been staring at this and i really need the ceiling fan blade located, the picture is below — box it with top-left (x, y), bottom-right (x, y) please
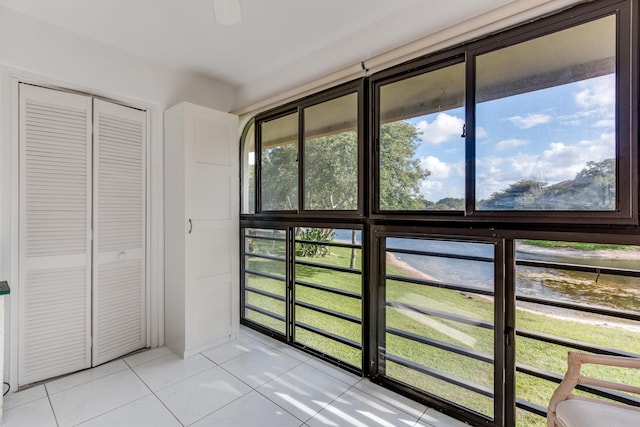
top-left (212, 0), bottom-right (242, 26)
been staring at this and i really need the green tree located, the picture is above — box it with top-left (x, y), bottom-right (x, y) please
top-left (379, 121), bottom-right (430, 210)
top-left (425, 197), bottom-right (465, 210)
top-left (295, 227), bottom-right (335, 257)
top-left (479, 180), bottom-right (547, 210)
top-left (478, 158), bottom-right (616, 210)
top-left (261, 144), bottom-right (298, 210)
top-left (304, 131), bottom-right (358, 210)
top-left (571, 158), bottom-right (615, 209)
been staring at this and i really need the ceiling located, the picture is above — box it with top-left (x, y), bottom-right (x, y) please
top-left (0, 0), bottom-right (520, 108)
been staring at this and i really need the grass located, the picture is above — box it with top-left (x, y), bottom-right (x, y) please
top-left (244, 239), bottom-right (640, 427)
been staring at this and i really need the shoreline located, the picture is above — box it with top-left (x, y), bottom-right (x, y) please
top-left (384, 250), bottom-right (640, 333)
top-left (517, 242), bottom-right (640, 260)
top-left (385, 252), bottom-right (440, 282)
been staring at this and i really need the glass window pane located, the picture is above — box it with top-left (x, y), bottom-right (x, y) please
top-left (476, 16), bottom-right (616, 210)
top-left (243, 228), bottom-right (287, 335)
top-left (514, 240), bottom-right (640, 423)
top-left (294, 228), bottom-right (362, 367)
top-left (260, 113), bottom-right (298, 211)
top-left (304, 93), bottom-right (358, 210)
top-left (383, 237), bottom-right (496, 419)
top-left (379, 62), bottom-right (465, 211)
top-left (241, 121), bottom-right (255, 214)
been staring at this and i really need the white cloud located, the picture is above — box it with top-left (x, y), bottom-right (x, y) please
top-left (416, 113), bottom-right (465, 145)
top-left (476, 127), bottom-right (488, 138)
top-left (495, 138), bottom-right (529, 152)
top-left (421, 156), bottom-right (450, 179)
top-left (594, 119), bottom-right (615, 128)
top-left (574, 76), bottom-right (615, 111)
top-left (476, 133), bottom-right (615, 200)
top-left (507, 113), bottom-right (552, 129)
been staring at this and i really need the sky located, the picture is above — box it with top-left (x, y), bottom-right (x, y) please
top-left (409, 74), bottom-right (616, 202)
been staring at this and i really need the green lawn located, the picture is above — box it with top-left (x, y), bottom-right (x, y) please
top-left (244, 242), bottom-right (640, 427)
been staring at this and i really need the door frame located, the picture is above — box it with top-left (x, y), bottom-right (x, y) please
top-left (4, 74), bottom-right (159, 389)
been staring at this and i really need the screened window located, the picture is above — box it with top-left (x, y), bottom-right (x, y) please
top-left (381, 237), bottom-right (499, 420)
top-left (256, 83), bottom-right (361, 215)
top-left (378, 61), bottom-right (465, 211)
top-left (303, 93), bottom-right (358, 210)
top-left (513, 239), bottom-right (640, 425)
top-left (242, 228), bottom-right (287, 334)
top-left (242, 1), bottom-right (638, 425)
top-left (475, 15), bottom-right (617, 211)
top-left (260, 112), bottom-right (298, 211)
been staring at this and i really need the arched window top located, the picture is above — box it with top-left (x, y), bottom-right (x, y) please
top-left (241, 118), bottom-right (255, 214)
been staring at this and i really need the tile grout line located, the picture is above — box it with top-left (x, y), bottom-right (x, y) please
top-left (43, 384), bottom-right (60, 427)
top-left (124, 358), bottom-right (186, 427)
top-left (251, 368), bottom-right (320, 426)
top-left (331, 381), bottom-right (430, 426)
top-left (206, 347), bottom-right (308, 425)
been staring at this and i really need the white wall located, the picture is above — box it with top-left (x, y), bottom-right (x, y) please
top-left (0, 5), bottom-right (236, 388)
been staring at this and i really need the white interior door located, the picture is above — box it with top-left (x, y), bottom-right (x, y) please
top-left (18, 84), bottom-right (92, 385)
top-left (92, 99), bottom-right (146, 365)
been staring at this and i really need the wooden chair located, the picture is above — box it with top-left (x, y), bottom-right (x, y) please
top-left (547, 351), bottom-right (640, 427)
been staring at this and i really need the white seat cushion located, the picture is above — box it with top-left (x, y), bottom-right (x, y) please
top-left (556, 399), bottom-right (640, 427)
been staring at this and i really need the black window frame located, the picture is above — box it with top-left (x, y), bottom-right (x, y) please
top-left (369, 0), bottom-right (637, 225)
top-left (240, 1), bottom-right (640, 426)
top-left (253, 79), bottom-right (365, 219)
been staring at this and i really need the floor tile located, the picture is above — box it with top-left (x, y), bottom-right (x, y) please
top-left (124, 346), bottom-right (175, 368)
top-left (191, 390), bottom-right (303, 427)
top-left (265, 340), bottom-right (312, 362)
top-left (257, 363), bottom-right (352, 422)
top-left (77, 395), bottom-right (181, 427)
top-left (2, 396), bottom-right (57, 427)
top-left (353, 379), bottom-right (427, 419)
top-left (46, 359), bottom-right (129, 395)
top-left (303, 357), bottom-right (360, 386)
top-left (306, 388), bottom-right (422, 427)
top-left (48, 369), bottom-right (150, 427)
top-left (201, 333), bottom-right (263, 364)
top-left (132, 352), bottom-right (215, 391)
top-left (156, 366), bottom-right (252, 426)
top-left (239, 326), bottom-right (278, 345)
top-left (420, 408), bottom-right (470, 426)
top-left (3, 384), bottom-right (47, 411)
top-left (221, 346), bottom-right (302, 388)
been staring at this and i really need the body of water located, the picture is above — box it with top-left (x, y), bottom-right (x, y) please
top-left (332, 229), bottom-right (640, 312)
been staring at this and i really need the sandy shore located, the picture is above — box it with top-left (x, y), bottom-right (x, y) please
top-left (385, 252), bottom-right (440, 282)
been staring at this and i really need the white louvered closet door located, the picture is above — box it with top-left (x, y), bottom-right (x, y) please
top-left (92, 100), bottom-right (146, 365)
top-left (18, 84), bottom-right (93, 385)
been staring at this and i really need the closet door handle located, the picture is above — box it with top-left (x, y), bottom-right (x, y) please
top-left (188, 219), bottom-right (193, 234)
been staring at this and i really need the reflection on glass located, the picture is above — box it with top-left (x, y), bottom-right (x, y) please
top-left (476, 16), bottom-right (616, 210)
top-left (304, 93), bottom-right (358, 210)
top-left (261, 113), bottom-right (298, 211)
top-left (379, 62), bottom-right (465, 210)
top-left (241, 121), bottom-right (255, 214)
top-left (383, 237), bottom-right (495, 419)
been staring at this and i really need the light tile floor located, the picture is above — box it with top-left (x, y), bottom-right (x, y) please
top-left (3, 326), bottom-right (467, 427)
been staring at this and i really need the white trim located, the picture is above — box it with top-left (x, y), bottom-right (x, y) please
top-left (232, 0), bottom-right (583, 118)
top-left (1, 68), bottom-right (163, 390)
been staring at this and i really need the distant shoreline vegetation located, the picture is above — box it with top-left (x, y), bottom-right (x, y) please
top-left (521, 239), bottom-right (632, 251)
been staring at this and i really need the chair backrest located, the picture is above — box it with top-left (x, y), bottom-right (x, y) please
top-left (547, 352), bottom-right (640, 427)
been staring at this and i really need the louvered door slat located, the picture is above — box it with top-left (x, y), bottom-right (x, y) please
top-left (18, 84), bottom-right (92, 386)
top-left (93, 100), bottom-right (146, 365)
